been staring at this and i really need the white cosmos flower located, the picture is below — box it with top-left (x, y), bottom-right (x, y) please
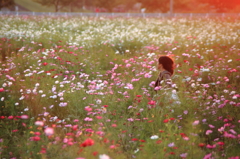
top-left (150, 135), bottom-right (159, 139)
top-left (200, 68), bottom-right (210, 72)
top-left (96, 99), bottom-right (102, 104)
top-left (99, 154), bottom-right (111, 159)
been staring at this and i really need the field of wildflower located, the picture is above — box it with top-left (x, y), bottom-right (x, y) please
top-left (0, 15), bottom-right (239, 159)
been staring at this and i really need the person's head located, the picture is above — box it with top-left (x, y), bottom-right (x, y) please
top-left (157, 55), bottom-right (175, 75)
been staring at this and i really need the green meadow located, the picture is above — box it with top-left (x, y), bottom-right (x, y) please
top-left (0, 15), bottom-right (239, 159)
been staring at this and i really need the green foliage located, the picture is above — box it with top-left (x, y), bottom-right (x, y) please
top-left (34, 0), bottom-right (73, 12)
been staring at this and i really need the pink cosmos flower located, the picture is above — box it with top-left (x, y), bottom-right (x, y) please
top-left (96, 131), bottom-right (104, 136)
top-left (218, 127), bottom-right (225, 132)
top-left (35, 121), bottom-right (44, 126)
top-left (192, 120), bottom-right (199, 126)
top-left (154, 86), bottom-right (161, 90)
top-left (73, 119), bottom-right (79, 122)
top-left (203, 153), bottom-right (212, 159)
top-left (20, 115), bottom-right (29, 119)
top-left (208, 124), bottom-right (215, 128)
top-left (217, 142), bottom-right (224, 146)
top-left (59, 102), bottom-right (68, 107)
top-left (22, 123), bottom-right (26, 127)
top-left (144, 73), bottom-right (152, 78)
top-left (85, 107), bottom-right (92, 112)
top-left (80, 138), bottom-right (94, 147)
top-left (180, 153), bottom-right (188, 158)
top-left (8, 116), bottom-right (14, 119)
top-left (84, 117), bottom-right (93, 121)
top-left (148, 100), bottom-right (156, 105)
top-left (229, 129), bottom-right (237, 134)
top-left (72, 125), bottom-right (78, 131)
top-left (63, 138), bottom-right (68, 143)
top-left (163, 119), bottom-right (169, 123)
top-left (111, 124), bottom-right (117, 127)
top-left (0, 88), bottom-right (4, 92)
top-left (85, 128), bottom-right (94, 133)
top-left (128, 118), bottom-right (134, 122)
top-left (42, 62), bottom-right (48, 66)
top-left (96, 116), bottom-right (102, 119)
top-left (32, 136), bottom-right (41, 141)
top-left (109, 145), bottom-right (116, 149)
top-left (206, 130), bottom-right (213, 135)
top-left (228, 156), bottom-right (240, 159)
top-left (223, 132), bottom-right (236, 138)
top-left (206, 144), bottom-right (216, 149)
top-left (168, 142), bottom-right (175, 147)
top-left (126, 64), bottom-right (131, 67)
top-left (44, 127), bottom-right (54, 136)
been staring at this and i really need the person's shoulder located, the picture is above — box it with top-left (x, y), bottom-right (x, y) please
top-left (162, 70), bottom-right (171, 76)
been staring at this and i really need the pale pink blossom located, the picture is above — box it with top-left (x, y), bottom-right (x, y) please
top-left (208, 124), bottom-right (215, 128)
top-left (21, 115), bottom-right (29, 119)
top-left (84, 117), bottom-right (93, 121)
top-left (192, 120), bottom-right (199, 126)
top-left (206, 130), bottom-right (213, 135)
top-left (44, 127), bottom-right (54, 136)
top-left (180, 153), bottom-right (188, 158)
top-left (99, 154), bottom-right (111, 159)
top-left (35, 121), bottom-right (44, 126)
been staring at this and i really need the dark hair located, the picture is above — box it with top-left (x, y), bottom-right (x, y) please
top-left (158, 56), bottom-right (174, 75)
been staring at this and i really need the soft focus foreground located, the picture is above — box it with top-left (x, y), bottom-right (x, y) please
top-left (0, 15), bottom-right (239, 159)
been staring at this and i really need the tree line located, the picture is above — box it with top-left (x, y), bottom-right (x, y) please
top-left (1, 0), bottom-right (240, 13)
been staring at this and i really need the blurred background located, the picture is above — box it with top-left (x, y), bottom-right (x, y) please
top-left (1, 0), bottom-right (240, 13)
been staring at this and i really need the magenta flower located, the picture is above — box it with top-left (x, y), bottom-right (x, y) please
top-left (148, 100), bottom-right (156, 105)
top-left (206, 144), bottom-right (216, 149)
top-left (203, 153), bottom-right (212, 159)
top-left (85, 107), bottom-right (92, 112)
top-left (0, 88), bottom-right (4, 92)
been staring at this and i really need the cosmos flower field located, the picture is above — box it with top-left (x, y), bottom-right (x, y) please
top-left (0, 15), bottom-right (239, 159)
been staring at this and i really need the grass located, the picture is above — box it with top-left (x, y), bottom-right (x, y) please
top-left (14, 0), bottom-right (54, 12)
top-left (14, 0), bottom-right (90, 12)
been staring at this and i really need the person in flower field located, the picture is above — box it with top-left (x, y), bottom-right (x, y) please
top-left (154, 55), bottom-right (180, 109)
top-left (154, 55), bottom-right (175, 88)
